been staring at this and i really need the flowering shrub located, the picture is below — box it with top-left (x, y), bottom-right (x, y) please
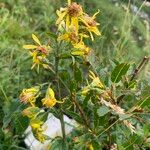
top-left (19, 0), bottom-right (150, 149)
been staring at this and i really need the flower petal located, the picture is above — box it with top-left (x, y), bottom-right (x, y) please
top-left (32, 34), bottom-right (41, 46)
top-left (23, 45), bottom-right (38, 49)
top-left (92, 9), bottom-right (100, 19)
top-left (71, 50), bottom-right (85, 56)
top-left (68, 0), bottom-right (71, 5)
top-left (47, 88), bottom-right (55, 99)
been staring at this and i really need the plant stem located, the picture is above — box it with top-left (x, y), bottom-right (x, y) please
top-left (71, 92), bottom-right (91, 130)
top-left (55, 43), bottom-right (66, 141)
top-left (117, 56), bottom-right (149, 104)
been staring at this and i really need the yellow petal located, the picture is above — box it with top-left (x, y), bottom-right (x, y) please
top-left (68, 0), bottom-right (71, 5)
top-left (66, 15), bottom-right (70, 31)
top-left (89, 31), bottom-right (94, 41)
top-left (42, 98), bottom-right (56, 107)
top-left (32, 34), bottom-right (41, 46)
top-left (56, 11), bottom-right (67, 25)
top-left (47, 88), bottom-right (55, 99)
top-left (71, 17), bottom-right (79, 34)
top-left (92, 9), bottom-right (100, 19)
top-left (57, 34), bottom-right (69, 41)
top-left (89, 70), bottom-right (96, 79)
top-left (71, 50), bottom-right (85, 56)
top-left (23, 45), bottom-right (38, 49)
top-left (88, 26), bottom-right (101, 36)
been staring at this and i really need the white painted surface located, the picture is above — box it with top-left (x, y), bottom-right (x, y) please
top-left (25, 114), bottom-right (77, 150)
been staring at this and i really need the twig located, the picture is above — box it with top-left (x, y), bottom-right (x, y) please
top-left (72, 92), bottom-right (91, 130)
top-left (97, 119), bottom-right (119, 138)
top-left (117, 56), bottom-right (149, 104)
top-left (130, 56), bottom-right (149, 81)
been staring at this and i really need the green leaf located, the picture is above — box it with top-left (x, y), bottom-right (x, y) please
top-left (36, 111), bottom-right (49, 122)
top-left (128, 80), bottom-right (137, 89)
top-left (13, 113), bottom-right (29, 135)
top-left (97, 106), bottom-right (110, 117)
top-left (3, 99), bottom-right (24, 128)
top-left (92, 140), bottom-right (102, 150)
top-left (65, 110), bottom-right (83, 124)
top-left (50, 137), bottom-right (67, 150)
top-left (74, 67), bottom-right (83, 82)
top-left (48, 32), bottom-right (57, 39)
top-left (69, 80), bottom-right (77, 92)
top-left (111, 63), bottom-right (130, 83)
top-left (139, 86), bottom-right (150, 108)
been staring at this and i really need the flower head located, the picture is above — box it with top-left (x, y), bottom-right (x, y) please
top-left (58, 25), bottom-right (79, 43)
top-left (42, 87), bottom-right (63, 108)
top-left (80, 11), bottom-right (101, 41)
top-left (19, 86), bottom-right (40, 106)
top-left (30, 118), bottom-right (47, 143)
top-left (71, 40), bottom-right (91, 56)
top-left (68, 2), bottom-right (83, 17)
top-left (23, 34), bottom-right (50, 69)
top-left (42, 87), bottom-right (57, 108)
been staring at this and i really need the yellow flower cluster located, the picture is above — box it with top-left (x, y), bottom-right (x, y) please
top-left (20, 87), bottom-right (61, 142)
top-left (22, 106), bottom-right (46, 143)
top-left (19, 87), bottom-right (60, 108)
top-left (56, 0), bottom-right (101, 56)
top-left (23, 34), bottom-right (51, 69)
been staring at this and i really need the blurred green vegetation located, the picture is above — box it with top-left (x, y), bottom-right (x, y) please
top-left (0, 0), bottom-right (150, 148)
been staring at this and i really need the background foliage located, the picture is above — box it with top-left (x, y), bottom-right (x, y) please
top-left (0, 0), bottom-right (150, 149)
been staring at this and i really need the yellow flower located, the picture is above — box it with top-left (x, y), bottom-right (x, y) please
top-left (71, 39), bottom-right (91, 56)
top-left (19, 86), bottom-right (40, 106)
top-left (23, 34), bottom-right (50, 69)
top-left (58, 25), bottom-right (78, 43)
top-left (30, 51), bottom-right (47, 69)
top-left (42, 87), bottom-right (63, 108)
top-left (80, 11), bottom-right (101, 41)
top-left (42, 88), bottom-right (57, 108)
top-left (30, 119), bottom-right (47, 143)
top-left (30, 119), bottom-right (43, 130)
top-left (35, 131), bottom-right (46, 143)
top-left (56, 1), bottom-right (101, 44)
top-left (56, 2), bottom-right (83, 35)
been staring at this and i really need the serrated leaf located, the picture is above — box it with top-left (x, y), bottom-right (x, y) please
top-left (111, 63), bottom-right (130, 83)
top-left (97, 106), bottom-right (110, 117)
